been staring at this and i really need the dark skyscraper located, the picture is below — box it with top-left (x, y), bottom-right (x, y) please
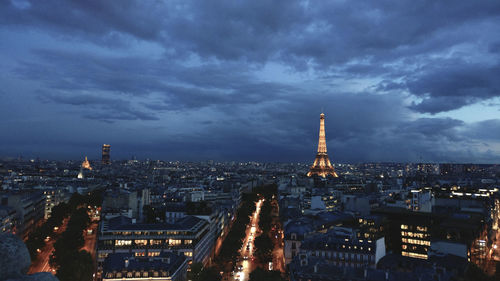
top-left (102, 144), bottom-right (111, 165)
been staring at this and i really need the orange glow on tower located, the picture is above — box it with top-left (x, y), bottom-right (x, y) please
top-left (307, 113), bottom-right (338, 178)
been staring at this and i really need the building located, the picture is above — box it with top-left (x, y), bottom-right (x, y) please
top-left (284, 218), bottom-right (315, 264)
top-left (102, 252), bottom-right (188, 281)
top-left (372, 208), bottom-right (432, 260)
top-left (102, 144), bottom-right (111, 165)
top-left (43, 188), bottom-right (70, 219)
top-left (97, 215), bottom-right (213, 267)
top-left (0, 206), bottom-right (17, 234)
top-left (307, 113), bottom-right (338, 178)
top-left (299, 229), bottom-right (386, 269)
top-left (82, 156), bottom-right (92, 170)
top-left (102, 190), bottom-right (138, 219)
top-left (1, 191), bottom-right (45, 238)
top-left (409, 188), bottom-right (431, 213)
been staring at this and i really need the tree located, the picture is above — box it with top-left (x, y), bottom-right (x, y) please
top-left (143, 205), bottom-right (156, 223)
top-left (56, 250), bottom-right (94, 281)
top-left (86, 189), bottom-right (103, 207)
top-left (198, 266), bottom-right (222, 281)
top-left (249, 268), bottom-right (284, 281)
top-left (68, 193), bottom-right (86, 210)
top-left (463, 263), bottom-right (491, 281)
top-left (259, 201), bottom-right (272, 234)
top-left (254, 235), bottom-right (273, 264)
top-left (67, 207), bottom-right (90, 232)
top-left (187, 262), bottom-right (204, 281)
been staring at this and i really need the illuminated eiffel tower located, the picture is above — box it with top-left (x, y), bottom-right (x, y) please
top-left (307, 113), bottom-right (338, 178)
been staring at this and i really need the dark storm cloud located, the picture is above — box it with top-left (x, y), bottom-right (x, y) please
top-left (465, 119), bottom-right (500, 141)
top-left (3, 0), bottom-right (500, 64)
top-left (16, 48), bottom-right (293, 115)
top-left (407, 59), bottom-right (500, 114)
top-left (40, 92), bottom-right (159, 121)
top-left (2, 0), bottom-right (500, 161)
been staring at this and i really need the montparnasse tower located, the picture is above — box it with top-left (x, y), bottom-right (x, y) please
top-left (307, 113), bottom-right (338, 178)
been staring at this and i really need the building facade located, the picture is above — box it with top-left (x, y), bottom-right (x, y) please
top-left (97, 215), bottom-right (213, 268)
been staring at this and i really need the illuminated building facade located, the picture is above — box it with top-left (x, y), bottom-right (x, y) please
top-left (400, 223), bottom-right (430, 259)
top-left (299, 230), bottom-right (386, 268)
top-left (102, 144), bottom-right (111, 165)
top-left (372, 208), bottom-right (432, 260)
top-left (96, 216), bottom-right (213, 268)
top-left (102, 252), bottom-right (188, 281)
top-left (307, 113), bottom-right (338, 178)
top-left (82, 156), bottom-right (92, 170)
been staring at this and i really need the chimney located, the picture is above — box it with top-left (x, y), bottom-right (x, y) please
top-left (385, 270), bottom-right (389, 280)
top-left (124, 258), bottom-right (129, 268)
top-left (132, 218), bottom-right (136, 224)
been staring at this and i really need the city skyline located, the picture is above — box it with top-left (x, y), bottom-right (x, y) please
top-left (1, 1), bottom-right (500, 163)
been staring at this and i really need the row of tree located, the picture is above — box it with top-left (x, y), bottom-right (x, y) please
top-left (25, 190), bottom-right (100, 260)
top-left (218, 192), bottom-right (258, 263)
top-left (254, 184), bottom-right (280, 274)
top-left (50, 206), bottom-right (94, 281)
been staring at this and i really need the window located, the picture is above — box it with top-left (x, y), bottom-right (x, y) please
top-left (115, 240), bottom-right (132, 246)
top-left (135, 240), bottom-right (147, 246)
top-left (184, 251), bottom-right (193, 257)
top-left (292, 242), bottom-right (296, 249)
top-left (148, 251), bottom-right (160, 257)
top-left (401, 224), bottom-right (408, 230)
top-left (135, 252), bottom-right (145, 257)
top-left (184, 240), bottom-right (193, 245)
top-left (150, 239), bottom-right (162, 245)
top-left (416, 226), bottom-right (427, 232)
top-left (169, 239), bottom-right (182, 246)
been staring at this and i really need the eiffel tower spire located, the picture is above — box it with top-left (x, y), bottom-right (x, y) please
top-left (307, 113), bottom-right (338, 178)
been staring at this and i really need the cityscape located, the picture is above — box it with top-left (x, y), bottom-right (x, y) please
top-left (2, 1), bottom-right (500, 281)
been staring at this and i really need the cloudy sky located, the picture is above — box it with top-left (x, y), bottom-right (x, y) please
top-left (1, 0), bottom-right (500, 163)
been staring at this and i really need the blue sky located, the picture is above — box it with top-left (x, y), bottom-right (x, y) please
top-left (1, 0), bottom-right (500, 163)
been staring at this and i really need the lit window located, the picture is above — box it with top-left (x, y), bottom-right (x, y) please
top-left (168, 239), bottom-right (181, 246)
top-left (135, 240), bottom-right (147, 246)
top-left (115, 240), bottom-right (132, 246)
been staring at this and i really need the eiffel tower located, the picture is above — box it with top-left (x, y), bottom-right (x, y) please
top-left (307, 113), bottom-right (338, 178)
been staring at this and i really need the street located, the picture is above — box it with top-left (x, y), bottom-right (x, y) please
top-left (28, 218), bottom-right (68, 275)
top-left (231, 199), bottom-right (263, 281)
top-left (82, 221), bottom-right (99, 259)
top-left (28, 209), bottom-right (100, 276)
top-left (270, 197), bottom-right (285, 273)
